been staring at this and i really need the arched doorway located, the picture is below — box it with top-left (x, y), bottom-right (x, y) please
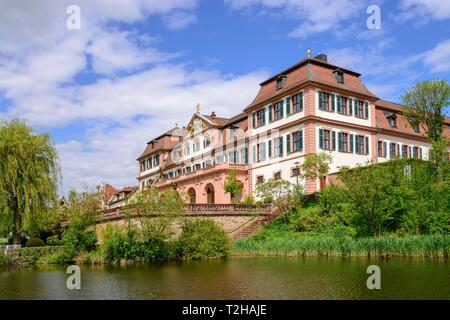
top-left (187, 188), bottom-right (196, 204)
top-left (205, 183), bottom-right (215, 204)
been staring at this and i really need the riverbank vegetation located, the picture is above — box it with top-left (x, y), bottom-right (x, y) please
top-left (234, 157), bottom-right (450, 258)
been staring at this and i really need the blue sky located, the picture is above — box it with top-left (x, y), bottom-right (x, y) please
top-left (0, 0), bottom-right (449, 193)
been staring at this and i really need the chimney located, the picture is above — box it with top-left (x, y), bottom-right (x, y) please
top-left (210, 111), bottom-right (216, 120)
top-left (314, 53), bottom-right (328, 63)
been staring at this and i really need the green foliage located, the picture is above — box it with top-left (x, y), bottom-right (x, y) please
top-left (26, 237), bottom-right (46, 247)
top-left (61, 188), bottom-right (101, 230)
top-left (61, 227), bottom-right (98, 262)
top-left (401, 79), bottom-right (450, 143)
top-left (102, 225), bottom-right (173, 263)
top-left (46, 235), bottom-right (62, 246)
top-left (224, 169), bottom-right (243, 197)
top-left (7, 246), bottom-right (63, 266)
top-left (0, 253), bottom-right (7, 267)
top-left (233, 235), bottom-right (450, 258)
top-left (337, 159), bottom-right (450, 236)
top-left (176, 219), bottom-right (231, 259)
top-left (0, 118), bottom-right (60, 244)
top-left (241, 195), bottom-right (256, 205)
top-left (255, 179), bottom-right (303, 220)
top-left (317, 184), bottom-right (348, 216)
top-left (301, 152), bottom-right (332, 181)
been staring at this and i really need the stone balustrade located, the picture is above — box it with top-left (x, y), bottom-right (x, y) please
top-left (96, 203), bottom-right (272, 222)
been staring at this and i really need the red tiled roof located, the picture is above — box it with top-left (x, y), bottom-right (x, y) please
top-left (375, 99), bottom-right (450, 138)
top-left (245, 58), bottom-right (377, 111)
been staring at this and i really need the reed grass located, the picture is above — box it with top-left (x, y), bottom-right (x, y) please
top-left (232, 235), bottom-right (450, 258)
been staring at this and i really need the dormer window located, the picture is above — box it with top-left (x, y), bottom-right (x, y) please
top-left (384, 112), bottom-right (397, 128)
top-left (276, 75), bottom-right (286, 90)
top-left (334, 69), bottom-right (344, 84)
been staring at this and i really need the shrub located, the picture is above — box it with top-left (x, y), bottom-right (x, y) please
top-left (26, 237), bottom-right (46, 247)
top-left (317, 185), bottom-right (347, 215)
top-left (61, 226), bottom-right (98, 262)
top-left (293, 207), bottom-right (323, 233)
top-left (102, 225), bottom-right (174, 263)
top-left (176, 219), bottom-right (231, 259)
top-left (7, 246), bottom-right (63, 266)
top-left (46, 235), bottom-right (62, 246)
top-left (0, 253), bottom-right (7, 267)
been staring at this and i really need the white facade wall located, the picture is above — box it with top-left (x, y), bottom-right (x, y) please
top-left (315, 89), bottom-right (373, 127)
top-left (252, 90), bottom-right (305, 136)
top-left (315, 124), bottom-right (372, 174)
top-left (250, 123), bottom-right (305, 192)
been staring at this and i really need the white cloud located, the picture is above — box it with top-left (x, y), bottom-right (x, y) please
top-left (0, 0), bottom-right (269, 192)
top-left (424, 39), bottom-right (450, 73)
top-left (53, 68), bottom-right (267, 192)
top-left (400, 0), bottom-right (450, 20)
top-left (225, 0), bottom-right (369, 38)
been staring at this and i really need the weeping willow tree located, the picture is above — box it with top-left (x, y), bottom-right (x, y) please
top-left (0, 119), bottom-right (60, 244)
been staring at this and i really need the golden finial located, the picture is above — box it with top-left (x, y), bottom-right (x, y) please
top-left (307, 49), bottom-right (311, 58)
top-left (195, 102), bottom-right (200, 113)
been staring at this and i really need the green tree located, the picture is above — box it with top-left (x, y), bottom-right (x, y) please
top-left (301, 152), bottom-right (332, 181)
top-left (401, 79), bottom-right (450, 143)
top-left (126, 187), bottom-right (185, 241)
top-left (59, 188), bottom-right (101, 261)
top-left (255, 179), bottom-right (303, 221)
top-left (223, 169), bottom-right (243, 200)
top-left (0, 119), bottom-right (59, 244)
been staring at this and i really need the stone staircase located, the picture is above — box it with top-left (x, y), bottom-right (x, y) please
top-left (231, 206), bottom-right (282, 239)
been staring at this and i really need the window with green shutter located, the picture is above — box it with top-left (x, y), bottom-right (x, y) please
top-left (365, 136), bottom-right (369, 155)
top-left (273, 102), bottom-right (282, 121)
top-left (252, 112), bottom-right (256, 128)
top-left (355, 135), bottom-right (360, 153)
top-left (269, 105), bottom-right (273, 122)
top-left (319, 129), bottom-right (323, 149)
top-left (331, 94), bottom-right (335, 112)
top-left (286, 134), bottom-right (291, 154)
top-left (268, 140), bottom-right (272, 158)
top-left (318, 90), bottom-right (322, 110)
top-left (286, 96), bottom-right (291, 115)
top-left (332, 131), bottom-right (336, 150)
top-left (279, 136), bottom-right (283, 156)
top-left (383, 141), bottom-right (387, 157)
top-left (349, 98), bottom-right (353, 116)
top-left (364, 102), bottom-right (369, 119)
top-left (293, 131), bottom-right (302, 152)
top-left (338, 132), bottom-right (342, 151)
top-left (292, 92), bottom-right (303, 113)
top-left (280, 100), bottom-right (284, 118)
top-left (350, 134), bottom-right (354, 153)
top-left (300, 130), bottom-right (303, 150)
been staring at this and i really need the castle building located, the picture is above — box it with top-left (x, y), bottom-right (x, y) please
top-left (137, 53), bottom-right (450, 204)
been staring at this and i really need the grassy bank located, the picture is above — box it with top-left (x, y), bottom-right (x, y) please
top-left (233, 235), bottom-right (450, 258)
top-left (1, 246), bottom-right (64, 267)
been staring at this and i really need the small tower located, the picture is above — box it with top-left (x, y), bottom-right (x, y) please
top-left (195, 102), bottom-right (200, 114)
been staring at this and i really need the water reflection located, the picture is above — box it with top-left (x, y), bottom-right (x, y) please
top-left (0, 257), bottom-right (448, 300)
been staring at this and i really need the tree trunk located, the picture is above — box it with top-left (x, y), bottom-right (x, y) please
top-left (11, 196), bottom-right (22, 245)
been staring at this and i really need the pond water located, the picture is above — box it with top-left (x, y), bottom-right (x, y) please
top-left (0, 257), bottom-right (449, 299)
